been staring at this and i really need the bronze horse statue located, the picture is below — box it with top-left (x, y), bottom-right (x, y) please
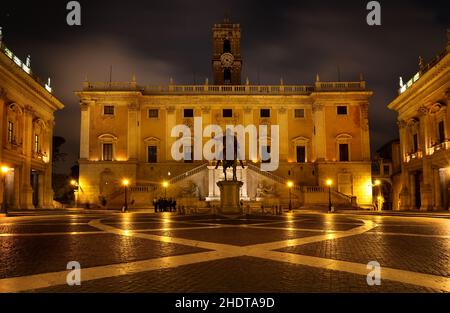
top-left (215, 133), bottom-right (245, 181)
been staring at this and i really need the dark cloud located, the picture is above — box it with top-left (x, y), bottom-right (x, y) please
top-left (1, 0), bottom-right (449, 173)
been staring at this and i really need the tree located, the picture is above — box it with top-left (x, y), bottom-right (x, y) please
top-left (52, 136), bottom-right (67, 163)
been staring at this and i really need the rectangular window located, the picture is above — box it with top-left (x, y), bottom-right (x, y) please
top-left (148, 109), bottom-right (159, 119)
top-left (339, 144), bottom-right (349, 162)
top-left (102, 143), bottom-right (113, 161)
top-left (184, 109), bottom-right (194, 118)
top-left (184, 145), bottom-right (193, 163)
top-left (413, 134), bottom-right (418, 152)
top-left (296, 146), bottom-right (306, 163)
top-left (147, 146), bottom-right (157, 163)
top-left (438, 121), bottom-right (445, 144)
top-left (337, 106), bottom-right (348, 115)
top-left (223, 109), bottom-right (233, 118)
top-left (261, 146), bottom-right (271, 163)
top-left (260, 109), bottom-right (270, 118)
top-left (104, 105), bottom-right (115, 115)
top-left (34, 135), bottom-right (39, 153)
top-left (7, 121), bottom-right (14, 143)
top-left (383, 165), bottom-right (390, 176)
top-left (294, 109), bottom-right (305, 118)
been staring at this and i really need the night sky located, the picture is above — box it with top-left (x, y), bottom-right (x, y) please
top-left (1, 0), bottom-right (449, 173)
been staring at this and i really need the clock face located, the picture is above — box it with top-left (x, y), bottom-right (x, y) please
top-left (220, 53), bottom-right (234, 68)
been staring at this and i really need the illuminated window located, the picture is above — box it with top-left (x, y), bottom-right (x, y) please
top-left (184, 109), bottom-right (194, 118)
top-left (260, 109), bottom-right (270, 118)
top-left (337, 106), bottom-right (348, 115)
top-left (102, 143), bottom-right (113, 161)
top-left (148, 109), bottom-right (159, 118)
top-left (294, 109), bottom-right (305, 118)
top-left (383, 165), bottom-right (390, 176)
top-left (34, 135), bottom-right (40, 153)
top-left (223, 109), bottom-right (233, 118)
top-left (7, 121), bottom-right (14, 143)
top-left (147, 146), bottom-right (157, 163)
top-left (104, 105), bottom-right (115, 115)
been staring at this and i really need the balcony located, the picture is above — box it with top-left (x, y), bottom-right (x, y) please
top-left (405, 150), bottom-right (423, 163)
top-left (427, 139), bottom-right (450, 156)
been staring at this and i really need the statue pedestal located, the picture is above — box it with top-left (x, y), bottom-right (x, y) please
top-left (217, 180), bottom-right (244, 215)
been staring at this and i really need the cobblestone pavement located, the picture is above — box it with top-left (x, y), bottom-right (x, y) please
top-left (0, 211), bottom-right (448, 293)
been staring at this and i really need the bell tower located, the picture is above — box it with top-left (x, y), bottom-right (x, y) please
top-left (212, 16), bottom-right (242, 85)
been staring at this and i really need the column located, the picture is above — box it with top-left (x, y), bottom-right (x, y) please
top-left (207, 166), bottom-right (215, 198)
top-left (20, 106), bottom-right (34, 209)
top-left (127, 103), bottom-right (139, 160)
top-left (79, 102), bottom-right (90, 160)
top-left (201, 106), bottom-right (211, 160)
top-left (240, 167), bottom-right (248, 199)
top-left (43, 120), bottom-right (54, 208)
top-left (419, 109), bottom-right (433, 211)
top-left (243, 106), bottom-right (253, 160)
top-left (165, 106), bottom-right (176, 161)
top-left (13, 167), bottom-right (20, 209)
top-left (433, 169), bottom-right (442, 211)
top-left (38, 173), bottom-right (44, 208)
top-left (360, 103), bottom-right (371, 161)
top-left (398, 120), bottom-right (410, 210)
top-left (0, 93), bottom-right (5, 161)
top-left (312, 104), bottom-right (326, 161)
top-left (278, 107), bottom-right (288, 162)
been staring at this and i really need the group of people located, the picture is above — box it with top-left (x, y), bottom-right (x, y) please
top-left (153, 198), bottom-right (177, 212)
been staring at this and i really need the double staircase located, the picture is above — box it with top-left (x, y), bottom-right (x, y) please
top-left (105, 161), bottom-right (358, 209)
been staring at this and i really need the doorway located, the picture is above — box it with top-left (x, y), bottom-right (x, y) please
top-left (414, 171), bottom-right (422, 209)
top-left (31, 170), bottom-right (39, 208)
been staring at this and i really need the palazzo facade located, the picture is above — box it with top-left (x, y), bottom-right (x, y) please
top-left (76, 19), bottom-right (374, 209)
top-left (0, 38), bottom-right (64, 209)
top-left (388, 31), bottom-right (450, 211)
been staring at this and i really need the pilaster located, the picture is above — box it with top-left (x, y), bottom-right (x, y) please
top-left (79, 101), bottom-right (90, 160)
top-left (127, 102), bottom-right (139, 160)
top-left (312, 103), bottom-right (326, 161)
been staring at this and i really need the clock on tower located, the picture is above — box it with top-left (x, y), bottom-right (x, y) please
top-left (212, 17), bottom-right (242, 85)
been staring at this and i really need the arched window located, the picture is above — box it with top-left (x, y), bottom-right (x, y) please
top-left (224, 69), bottom-right (231, 84)
top-left (223, 39), bottom-right (231, 53)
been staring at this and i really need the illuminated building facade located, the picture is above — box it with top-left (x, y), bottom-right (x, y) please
top-left (76, 19), bottom-right (374, 209)
top-left (0, 36), bottom-right (64, 209)
top-left (388, 31), bottom-right (450, 211)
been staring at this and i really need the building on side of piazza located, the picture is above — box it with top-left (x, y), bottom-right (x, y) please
top-left (76, 19), bottom-right (374, 210)
top-left (388, 31), bottom-right (450, 211)
top-left (0, 36), bottom-right (64, 209)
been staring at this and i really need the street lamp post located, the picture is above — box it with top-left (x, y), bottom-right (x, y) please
top-left (162, 181), bottom-right (169, 199)
top-left (326, 179), bottom-right (333, 213)
top-left (122, 179), bottom-right (129, 212)
top-left (287, 181), bottom-right (294, 211)
top-left (1, 166), bottom-right (10, 215)
top-left (70, 179), bottom-right (79, 207)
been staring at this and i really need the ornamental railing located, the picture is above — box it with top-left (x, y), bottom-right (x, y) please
top-left (82, 81), bottom-right (366, 94)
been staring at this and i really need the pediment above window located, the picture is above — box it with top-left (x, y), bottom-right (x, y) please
top-left (291, 136), bottom-right (310, 144)
top-left (98, 133), bottom-right (118, 142)
top-left (143, 136), bottom-right (161, 143)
